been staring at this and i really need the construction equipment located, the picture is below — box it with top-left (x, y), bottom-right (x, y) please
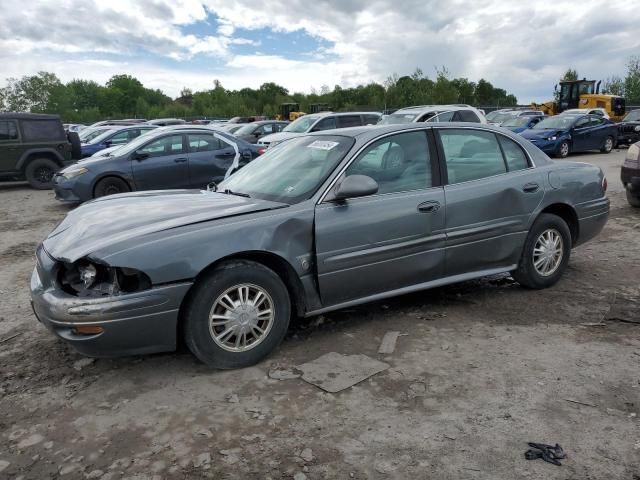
top-left (310, 103), bottom-right (331, 114)
top-left (532, 79), bottom-right (626, 122)
top-left (276, 103), bottom-right (305, 121)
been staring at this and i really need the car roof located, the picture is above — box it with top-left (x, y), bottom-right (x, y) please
top-left (392, 105), bottom-right (478, 115)
top-left (0, 112), bottom-right (61, 120)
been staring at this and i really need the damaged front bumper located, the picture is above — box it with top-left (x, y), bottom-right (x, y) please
top-left (30, 245), bottom-right (192, 357)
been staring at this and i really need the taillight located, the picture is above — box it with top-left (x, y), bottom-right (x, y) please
top-left (257, 147), bottom-right (266, 155)
top-left (602, 176), bottom-right (608, 193)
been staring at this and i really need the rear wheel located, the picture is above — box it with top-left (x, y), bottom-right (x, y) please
top-left (93, 176), bottom-right (130, 198)
top-left (512, 213), bottom-right (571, 289)
top-left (600, 136), bottom-right (614, 153)
top-left (183, 260), bottom-right (291, 369)
top-left (25, 158), bottom-right (59, 189)
top-left (626, 190), bottom-right (640, 208)
top-left (556, 141), bottom-right (570, 158)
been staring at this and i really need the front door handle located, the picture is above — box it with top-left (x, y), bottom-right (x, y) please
top-left (417, 201), bottom-right (440, 213)
top-left (174, 157), bottom-right (188, 163)
top-left (522, 182), bottom-right (539, 193)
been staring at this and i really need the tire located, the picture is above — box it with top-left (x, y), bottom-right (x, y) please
top-left (24, 157), bottom-right (59, 190)
top-left (600, 135), bottom-right (614, 154)
top-left (626, 190), bottom-right (640, 208)
top-left (512, 213), bottom-right (572, 289)
top-left (67, 132), bottom-right (82, 160)
top-left (556, 141), bottom-right (570, 158)
top-left (93, 176), bottom-right (130, 198)
top-left (184, 260), bottom-right (291, 369)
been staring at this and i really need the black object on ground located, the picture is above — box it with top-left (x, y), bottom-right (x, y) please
top-left (524, 442), bottom-right (566, 466)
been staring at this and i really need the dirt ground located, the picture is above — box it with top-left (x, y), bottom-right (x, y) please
top-left (1, 149), bottom-right (639, 480)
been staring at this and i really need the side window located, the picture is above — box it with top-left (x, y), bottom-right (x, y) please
top-left (498, 136), bottom-right (529, 171)
top-left (276, 123), bottom-right (287, 132)
top-left (138, 134), bottom-right (185, 157)
top-left (337, 115), bottom-right (362, 128)
top-left (21, 120), bottom-right (65, 141)
top-left (589, 117), bottom-right (604, 127)
top-left (0, 121), bottom-right (18, 141)
top-left (363, 114), bottom-right (380, 125)
top-left (262, 124), bottom-right (274, 134)
top-left (438, 129), bottom-right (506, 184)
top-left (188, 134), bottom-right (222, 152)
top-left (312, 117), bottom-right (337, 131)
top-left (574, 117), bottom-right (590, 129)
top-left (426, 111), bottom-right (455, 123)
top-left (455, 110), bottom-right (481, 123)
top-left (345, 131), bottom-right (432, 195)
top-left (109, 130), bottom-right (131, 144)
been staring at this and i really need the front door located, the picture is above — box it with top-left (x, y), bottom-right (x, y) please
top-left (570, 116), bottom-right (592, 151)
top-left (0, 119), bottom-right (21, 172)
top-left (436, 128), bottom-right (544, 275)
top-left (131, 133), bottom-right (190, 190)
top-left (314, 130), bottom-right (446, 306)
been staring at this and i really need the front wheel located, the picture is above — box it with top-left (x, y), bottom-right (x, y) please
top-left (512, 213), bottom-right (572, 289)
top-left (600, 136), bottom-right (614, 153)
top-left (556, 141), bottom-right (570, 158)
top-left (626, 190), bottom-right (640, 208)
top-left (183, 260), bottom-right (291, 369)
top-left (93, 176), bottom-right (130, 198)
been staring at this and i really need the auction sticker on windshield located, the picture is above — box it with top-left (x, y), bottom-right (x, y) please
top-left (308, 140), bottom-right (339, 151)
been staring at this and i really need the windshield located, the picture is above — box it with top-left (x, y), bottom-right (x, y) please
top-left (79, 127), bottom-right (113, 142)
top-left (487, 112), bottom-right (516, 124)
top-left (235, 123), bottom-right (258, 135)
top-left (217, 135), bottom-right (354, 204)
top-left (378, 113), bottom-right (419, 125)
top-left (624, 110), bottom-right (640, 122)
top-left (533, 116), bottom-right (576, 130)
top-left (283, 115), bottom-right (320, 133)
top-left (88, 129), bottom-right (122, 145)
top-left (502, 116), bottom-right (530, 127)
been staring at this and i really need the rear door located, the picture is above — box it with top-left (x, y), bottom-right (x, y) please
top-left (0, 120), bottom-right (20, 171)
top-left (435, 128), bottom-right (544, 276)
top-left (131, 133), bottom-right (190, 190)
top-left (586, 116), bottom-right (608, 149)
top-left (186, 132), bottom-right (237, 187)
top-left (314, 130), bottom-right (446, 305)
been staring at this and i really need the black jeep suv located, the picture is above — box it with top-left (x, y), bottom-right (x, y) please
top-left (0, 113), bottom-right (81, 189)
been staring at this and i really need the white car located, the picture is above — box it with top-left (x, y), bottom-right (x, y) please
top-left (562, 108), bottom-right (610, 120)
top-left (258, 112), bottom-right (381, 147)
top-left (379, 105), bottom-right (487, 126)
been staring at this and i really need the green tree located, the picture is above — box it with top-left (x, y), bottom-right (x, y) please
top-left (603, 75), bottom-right (624, 96)
top-left (624, 56), bottom-right (640, 104)
top-left (562, 68), bottom-right (579, 81)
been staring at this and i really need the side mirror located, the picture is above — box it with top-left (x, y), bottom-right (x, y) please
top-left (332, 175), bottom-right (378, 201)
top-left (134, 152), bottom-right (149, 161)
top-left (103, 140), bottom-right (112, 147)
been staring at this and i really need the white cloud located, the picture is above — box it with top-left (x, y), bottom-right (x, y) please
top-left (1, 0), bottom-right (639, 101)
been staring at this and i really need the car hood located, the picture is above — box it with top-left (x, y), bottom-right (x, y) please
top-left (43, 190), bottom-right (287, 262)
top-left (520, 128), bottom-right (566, 140)
top-left (258, 131), bottom-right (300, 144)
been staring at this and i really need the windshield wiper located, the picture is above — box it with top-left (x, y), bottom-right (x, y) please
top-left (222, 188), bottom-right (250, 198)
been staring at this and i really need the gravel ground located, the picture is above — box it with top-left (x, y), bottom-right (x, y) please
top-left (0, 149), bottom-right (639, 479)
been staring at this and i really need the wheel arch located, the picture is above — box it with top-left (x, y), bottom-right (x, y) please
top-left (91, 174), bottom-right (132, 198)
top-left (176, 250), bottom-right (307, 342)
top-left (18, 149), bottom-right (65, 172)
top-left (538, 203), bottom-right (579, 245)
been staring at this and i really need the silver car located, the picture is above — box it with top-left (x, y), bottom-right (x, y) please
top-left (31, 123), bottom-right (609, 368)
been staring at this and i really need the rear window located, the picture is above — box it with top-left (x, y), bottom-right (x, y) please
top-left (21, 119), bottom-right (65, 141)
top-left (0, 120), bottom-right (19, 141)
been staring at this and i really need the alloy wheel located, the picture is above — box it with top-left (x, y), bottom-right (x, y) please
top-left (208, 283), bottom-right (275, 352)
top-left (560, 142), bottom-right (569, 157)
top-left (533, 228), bottom-right (564, 276)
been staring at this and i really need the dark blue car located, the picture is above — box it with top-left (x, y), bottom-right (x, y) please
top-left (501, 115), bottom-right (545, 134)
top-left (55, 127), bottom-right (263, 202)
top-left (80, 125), bottom-right (158, 158)
top-left (520, 114), bottom-right (617, 158)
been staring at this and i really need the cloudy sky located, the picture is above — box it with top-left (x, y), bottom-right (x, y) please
top-left (1, 0), bottom-right (638, 102)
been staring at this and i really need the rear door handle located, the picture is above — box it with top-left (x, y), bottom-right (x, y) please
top-left (417, 201), bottom-right (440, 213)
top-left (174, 157), bottom-right (187, 163)
top-left (522, 182), bottom-right (539, 193)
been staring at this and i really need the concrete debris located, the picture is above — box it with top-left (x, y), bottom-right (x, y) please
top-left (85, 469), bottom-right (104, 479)
top-left (300, 448), bottom-right (314, 462)
top-left (378, 331), bottom-right (401, 354)
top-left (226, 394), bottom-right (239, 403)
top-left (298, 352), bottom-right (390, 393)
top-left (268, 367), bottom-right (301, 380)
top-left (17, 434), bottom-right (44, 449)
top-left (193, 452), bottom-right (211, 468)
top-left (219, 449), bottom-right (241, 464)
top-left (58, 463), bottom-right (78, 475)
top-left (0, 461), bottom-right (9, 473)
top-left (294, 473), bottom-right (307, 480)
top-left (73, 357), bottom-right (95, 370)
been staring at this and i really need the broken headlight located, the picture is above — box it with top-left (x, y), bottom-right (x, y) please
top-left (59, 260), bottom-right (151, 297)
